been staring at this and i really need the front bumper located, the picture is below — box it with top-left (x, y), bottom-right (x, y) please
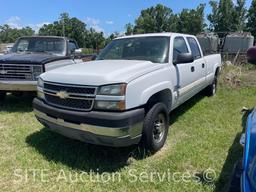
top-left (33, 98), bottom-right (145, 147)
top-left (0, 80), bottom-right (37, 91)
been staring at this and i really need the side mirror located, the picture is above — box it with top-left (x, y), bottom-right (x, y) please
top-left (175, 53), bottom-right (194, 64)
top-left (71, 48), bottom-right (82, 59)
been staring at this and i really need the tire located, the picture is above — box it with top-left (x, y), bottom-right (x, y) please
top-left (141, 103), bottom-right (169, 153)
top-left (0, 91), bottom-right (6, 101)
top-left (206, 74), bottom-right (218, 97)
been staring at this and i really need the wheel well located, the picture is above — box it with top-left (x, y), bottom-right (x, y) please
top-left (145, 89), bottom-right (172, 112)
top-left (215, 67), bottom-right (220, 77)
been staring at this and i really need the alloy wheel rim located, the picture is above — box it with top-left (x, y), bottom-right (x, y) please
top-left (213, 79), bottom-right (217, 94)
top-left (153, 113), bottom-right (166, 143)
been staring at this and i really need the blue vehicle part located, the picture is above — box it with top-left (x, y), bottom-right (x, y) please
top-left (242, 108), bottom-right (256, 192)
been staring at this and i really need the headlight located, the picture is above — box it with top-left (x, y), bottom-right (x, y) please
top-left (37, 78), bottom-right (45, 99)
top-left (98, 84), bottom-right (126, 96)
top-left (37, 90), bottom-right (45, 100)
top-left (94, 100), bottom-right (125, 111)
top-left (32, 65), bottom-right (43, 80)
top-left (37, 77), bottom-right (44, 88)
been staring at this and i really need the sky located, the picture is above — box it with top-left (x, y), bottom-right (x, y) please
top-left (0, 0), bottom-right (253, 35)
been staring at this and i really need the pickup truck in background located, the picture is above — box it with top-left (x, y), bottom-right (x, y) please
top-left (33, 33), bottom-right (222, 152)
top-left (0, 36), bottom-right (86, 100)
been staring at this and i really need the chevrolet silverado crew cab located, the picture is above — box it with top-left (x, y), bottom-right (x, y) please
top-left (0, 36), bottom-right (84, 100)
top-left (33, 33), bottom-right (221, 152)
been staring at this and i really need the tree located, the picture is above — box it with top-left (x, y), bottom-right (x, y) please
top-left (132, 4), bottom-right (178, 34)
top-left (125, 23), bottom-right (134, 35)
top-left (235, 0), bottom-right (247, 31)
top-left (177, 4), bottom-right (206, 35)
top-left (208, 0), bottom-right (246, 33)
top-left (125, 4), bottom-right (206, 35)
top-left (38, 13), bottom-right (108, 49)
top-left (105, 32), bottom-right (119, 45)
top-left (0, 24), bottom-right (34, 43)
top-left (247, 0), bottom-right (256, 37)
top-left (38, 13), bottom-right (87, 47)
top-left (84, 28), bottom-right (105, 50)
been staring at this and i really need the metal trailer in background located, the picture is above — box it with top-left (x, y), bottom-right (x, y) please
top-left (197, 32), bottom-right (255, 64)
top-left (196, 33), bottom-right (219, 55)
top-left (221, 32), bottom-right (254, 64)
top-left (222, 32), bottom-right (254, 54)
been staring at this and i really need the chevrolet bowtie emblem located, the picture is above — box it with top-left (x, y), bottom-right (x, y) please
top-left (56, 91), bottom-right (69, 99)
top-left (0, 70), bottom-right (7, 75)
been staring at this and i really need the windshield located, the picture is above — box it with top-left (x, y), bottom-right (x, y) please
top-left (97, 36), bottom-right (170, 63)
top-left (11, 38), bottom-right (66, 56)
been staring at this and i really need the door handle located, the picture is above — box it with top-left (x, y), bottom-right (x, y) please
top-left (202, 63), bottom-right (205, 68)
top-left (191, 66), bottom-right (195, 72)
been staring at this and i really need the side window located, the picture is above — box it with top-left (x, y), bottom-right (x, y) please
top-left (187, 37), bottom-right (202, 60)
top-left (173, 37), bottom-right (189, 63)
top-left (68, 41), bottom-right (77, 54)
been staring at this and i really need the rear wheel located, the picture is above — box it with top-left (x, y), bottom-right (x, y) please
top-left (206, 74), bottom-right (218, 96)
top-left (141, 103), bottom-right (169, 153)
top-left (0, 91), bottom-right (6, 101)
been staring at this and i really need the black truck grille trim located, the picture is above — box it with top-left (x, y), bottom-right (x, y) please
top-left (43, 81), bottom-right (97, 111)
top-left (0, 64), bottom-right (42, 80)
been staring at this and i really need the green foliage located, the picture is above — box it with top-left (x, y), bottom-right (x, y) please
top-left (0, 13), bottom-right (107, 49)
top-left (208, 0), bottom-right (247, 33)
top-left (126, 4), bottom-right (205, 35)
top-left (0, 25), bottom-right (34, 43)
top-left (81, 48), bottom-right (95, 54)
top-left (247, 0), bottom-right (256, 37)
top-left (177, 4), bottom-right (206, 35)
top-left (235, 0), bottom-right (247, 31)
top-left (38, 13), bottom-right (105, 49)
top-left (133, 4), bottom-right (178, 34)
top-left (125, 23), bottom-right (134, 35)
top-left (83, 28), bottom-right (105, 49)
top-left (105, 32), bottom-right (119, 45)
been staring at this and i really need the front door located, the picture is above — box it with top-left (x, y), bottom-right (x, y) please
top-left (172, 36), bottom-right (197, 105)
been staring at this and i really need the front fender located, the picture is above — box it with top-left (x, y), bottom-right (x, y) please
top-left (140, 81), bottom-right (173, 105)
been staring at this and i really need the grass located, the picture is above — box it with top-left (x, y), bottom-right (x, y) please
top-left (0, 65), bottom-right (256, 192)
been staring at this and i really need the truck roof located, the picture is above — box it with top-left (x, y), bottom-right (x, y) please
top-left (17, 36), bottom-right (75, 41)
top-left (115, 32), bottom-right (195, 40)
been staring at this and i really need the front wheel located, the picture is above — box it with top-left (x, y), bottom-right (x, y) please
top-left (0, 91), bottom-right (6, 101)
top-left (141, 103), bottom-right (169, 153)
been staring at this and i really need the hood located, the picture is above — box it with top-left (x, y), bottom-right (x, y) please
top-left (0, 53), bottom-right (69, 64)
top-left (41, 60), bottom-right (163, 85)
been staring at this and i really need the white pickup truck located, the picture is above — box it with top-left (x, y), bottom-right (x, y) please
top-left (33, 33), bottom-right (221, 152)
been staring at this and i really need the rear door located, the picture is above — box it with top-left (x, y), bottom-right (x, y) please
top-left (186, 36), bottom-right (207, 91)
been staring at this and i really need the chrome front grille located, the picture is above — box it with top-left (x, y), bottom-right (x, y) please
top-left (43, 82), bottom-right (97, 111)
top-left (0, 64), bottom-right (42, 80)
